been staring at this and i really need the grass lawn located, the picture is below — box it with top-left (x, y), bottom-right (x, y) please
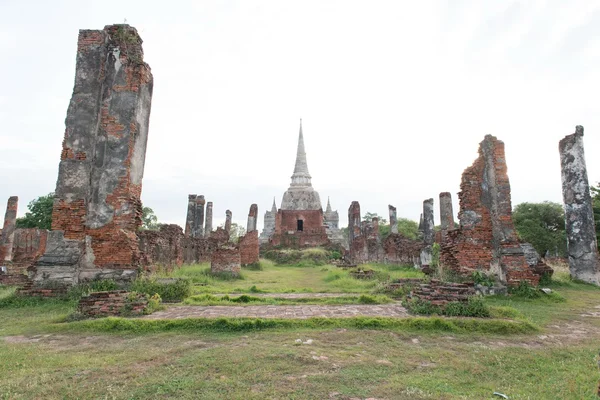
top-left (161, 259), bottom-right (424, 294)
top-left (1, 261), bottom-right (600, 399)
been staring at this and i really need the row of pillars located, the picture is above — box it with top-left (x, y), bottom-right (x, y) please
top-left (387, 192), bottom-right (455, 244)
top-left (186, 195), bottom-right (258, 239)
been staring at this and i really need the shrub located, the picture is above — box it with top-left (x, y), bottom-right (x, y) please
top-left (472, 271), bottom-right (495, 288)
top-left (508, 281), bottom-right (541, 299)
top-left (131, 277), bottom-right (192, 302)
top-left (249, 285), bottom-right (265, 293)
top-left (404, 297), bottom-right (491, 318)
top-left (242, 262), bottom-right (263, 271)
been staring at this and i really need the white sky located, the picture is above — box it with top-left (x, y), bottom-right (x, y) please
top-left (1, 0), bottom-right (599, 231)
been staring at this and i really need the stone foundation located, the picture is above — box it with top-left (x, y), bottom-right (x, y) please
top-left (410, 280), bottom-right (476, 306)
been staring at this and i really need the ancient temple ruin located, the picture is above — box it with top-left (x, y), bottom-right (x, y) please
top-left (441, 135), bottom-right (539, 286)
top-left (33, 25), bottom-right (153, 285)
top-left (559, 126), bottom-right (600, 285)
top-left (264, 121), bottom-right (343, 247)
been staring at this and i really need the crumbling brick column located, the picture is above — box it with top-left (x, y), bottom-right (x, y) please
top-left (239, 230), bottom-right (259, 265)
top-left (225, 210), bottom-right (232, 236)
top-left (348, 201), bottom-right (361, 243)
top-left (559, 126), bottom-right (600, 285)
top-left (205, 201), bottom-right (213, 237)
top-left (420, 198), bottom-right (434, 267)
top-left (439, 192), bottom-right (455, 241)
top-left (389, 205), bottom-right (398, 234)
top-left (35, 24), bottom-right (153, 285)
top-left (0, 196), bottom-right (18, 262)
top-left (441, 135), bottom-right (538, 286)
top-left (185, 194), bottom-right (197, 237)
top-left (194, 195), bottom-right (205, 238)
top-left (247, 204), bottom-right (258, 232)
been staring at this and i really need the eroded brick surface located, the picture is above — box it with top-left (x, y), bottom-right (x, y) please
top-left (211, 246), bottom-right (241, 275)
top-left (239, 230), bottom-right (259, 265)
top-left (35, 24), bottom-right (153, 285)
top-left (441, 135), bottom-right (538, 286)
top-left (0, 197), bottom-right (18, 262)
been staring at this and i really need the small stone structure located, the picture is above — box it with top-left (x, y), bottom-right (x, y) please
top-left (389, 205), bottom-right (398, 234)
top-left (210, 246), bottom-right (241, 276)
top-left (420, 199), bottom-right (435, 268)
top-left (441, 135), bottom-right (539, 286)
top-left (559, 126), bottom-right (600, 285)
top-left (0, 196), bottom-right (18, 263)
top-left (33, 24), bottom-right (153, 286)
top-left (410, 280), bottom-right (476, 306)
top-left (78, 291), bottom-right (149, 317)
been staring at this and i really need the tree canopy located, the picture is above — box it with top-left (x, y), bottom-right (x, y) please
top-left (513, 201), bottom-right (567, 257)
top-left (16, 193), bottom-right (54, 230)
top-left (141, 206), bottom-right (160, 230)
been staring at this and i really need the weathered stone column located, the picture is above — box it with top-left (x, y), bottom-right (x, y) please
top-left (559, 125), bottom-right (600, 285)
top-left (36, 24), bottom-right (153, 285)
top-left (0, 196), bottom-right (18, 262)
top-left (439, 192), bottom-right (455, 241)
top-left (348, 201), bottom-right (361, 243)
top-left (247, 204), bottom-right (258, 232)
top-left (185, 194), bottom-right (196, 237)
top-left (194, 195), bottom-right (205, 238)
top-left (225, 210), bottom-right (232, 235)
top-left (388, 205), bottom-right (398, 234)
top-left (205, 201), bottom-right (213, 237)
top-left (420, 198), bottom-right (434, 267)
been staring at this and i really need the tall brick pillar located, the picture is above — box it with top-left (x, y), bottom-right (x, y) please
top-left (439, 192), bottom-right (455, 241)
top-left (36, 24), bottom-right (153, 285)
top-left (0, 196), bottom-right (18, 263)
top-left (225, 210), bottom-right (232, 236)
top-left (193, 195), bottom-right (205, 238)
top-left (420, 198), bottom-right (434, 267)
top-left (348, 201), bottom-right (361, 243)
top-left (389, 205), bottom-right (398, 234)
top-left (247, 204), bottom-right (258, 232)
top-left (559, 126), bottom-right (600, 285)
top-left (185, 194), bottom-right (197, 237)
top-left (205, 201), bottom-right (213, 237)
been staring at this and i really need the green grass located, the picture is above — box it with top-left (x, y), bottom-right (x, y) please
top-left (162, 260), bottom-right (425, 294)
top-left (2, 261), bottom-right (600, 398)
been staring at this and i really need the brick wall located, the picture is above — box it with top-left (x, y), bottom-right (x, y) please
top-left (270, 209), bottom-right (330, 247)
top-left (239, 230), bottom-right (259, 265)
top-left (210, 246), bottom-right (241, 275)
top-left (382, 233), bottom-right (422, 265)
top-left (78, 291), bottom-right (149, 317)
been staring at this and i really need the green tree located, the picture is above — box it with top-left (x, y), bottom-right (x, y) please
top-left (513, 201), bottom-right (567, 257)
top-left (362, 212), bottom-right (387, 225)
top-left (141, 206), bottom-right (160, 230)
top-left (16, 193), bottom-right (54, 229)
top-left (397, 218), bottom-right (419, 240)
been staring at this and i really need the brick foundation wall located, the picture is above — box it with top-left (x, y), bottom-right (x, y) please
top-left (239, 230), bottom-right (259, 265)
top-left (411, 280), bottom-right (476, 306)
top-left (78, 291), bottom-right (148, 317)
top-left (138, 224), bottom-right (184, 269)
top-left (382, 233), bottom-right (422, 265)
top-left (270, 209), bottom-right (330, 248)
top-left (211, 247), bottom-right (241, 275)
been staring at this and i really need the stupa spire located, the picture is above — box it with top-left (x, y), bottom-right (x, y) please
top-left (290, 119), bottom-right (312, 187)
top-left (326, 197), bottom-right (332, 213)
top-left (271, 197), bottom-right (277, 213)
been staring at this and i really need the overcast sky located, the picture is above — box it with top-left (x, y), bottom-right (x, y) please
top-left (1, 1), bottom-right (599, 231)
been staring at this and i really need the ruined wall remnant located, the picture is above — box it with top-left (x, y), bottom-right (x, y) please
top-left (35, 24), bottom-right (153, 285)
top-left (389, 205), bottom-right (398, 234)
top-left (194, 196), bottom-right (206, 238)
top-left (211, 246), bottom-right (241, 276)
top-left (239, 230), bottom-right (259, 265)
top-left (205, 201), bottom-right (213, 237)
top-left (247, 204), bottom-right (258, 232)
top-left (348, 201), bottom-right (367, 263)
top-left (185, 195), bottom-right (196, 237)
top-left (439, 192), bottom-right (455, 241)
top-left (348, 201), bottom-right (361, 244)
top-left (138, 224), bottom-right (184, 269)
top-left (441, 135), bottom-right (539, 286)
top-left (0, 196), bottom-right (18, 262)
top-left (383, 233), bottom-right (422, 266)
top-left (225, 210), bottom-right (232, 236)
top-left (420, 199), bottom-right (434, 267)
top-left (559, 126), bottom-right (600, 285)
